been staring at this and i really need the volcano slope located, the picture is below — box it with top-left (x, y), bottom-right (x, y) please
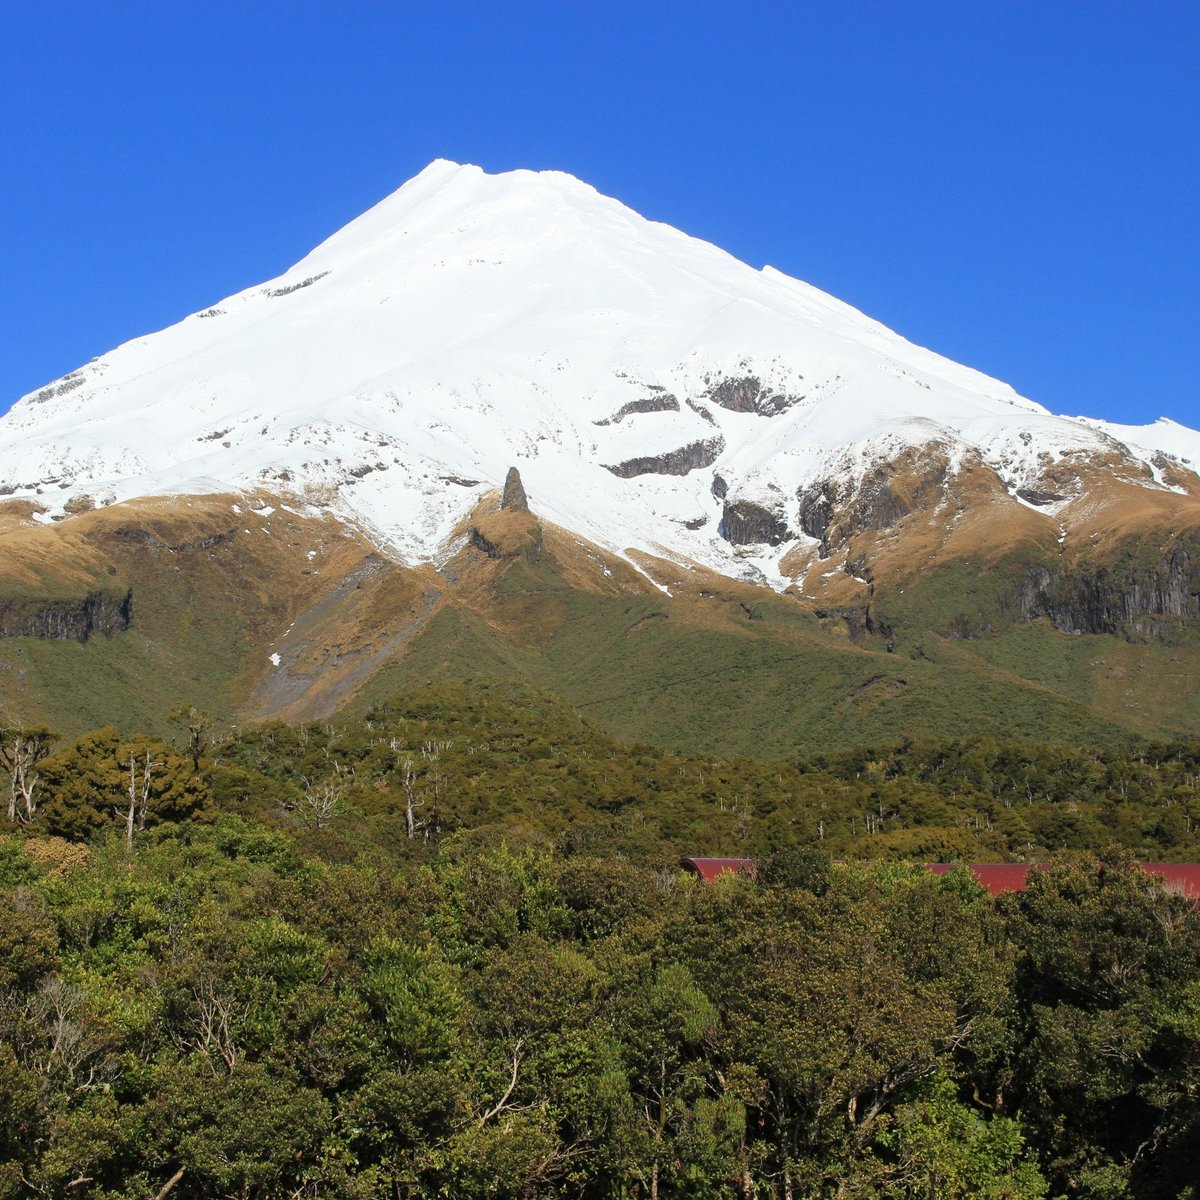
top-left (1, 161), bottom-right (1198, 749)
top-left (1, 477), bottom-right (1198, 757)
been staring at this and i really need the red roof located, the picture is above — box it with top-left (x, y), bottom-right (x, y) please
top-left (681, 857), bottom-right (757, 882)
top-left (926, 862), bottom-right (1200, 899)
top-left (682, 858), bottom-right (1200, 897)
top-left (926, 863), bottom-right (1039, 896)
top-left (1140, 863), bottom-right (1200, 898)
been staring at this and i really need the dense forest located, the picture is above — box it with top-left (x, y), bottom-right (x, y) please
top-left (2, 684), bottom-right (1200, 1198)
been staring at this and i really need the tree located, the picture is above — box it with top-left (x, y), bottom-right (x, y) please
top-left (295, 779), bottom-right (344, 831)
top-left (37, 729), bottom-right (206, 841)
top-left (168, 704), bottom-right (212, 772)
top-left (401, 757), bottom-right (425, 840)
top-left (0, 725), bottom-right (58, 823)
top-left (620, 962), bottom-right (738, 1200)
top-left (871, 1074), bottom-right (1048, 1199)
top-left (121, 749), bottom-right (160, 850)
top-left (1001, 854), bottom-right (1200, 1198)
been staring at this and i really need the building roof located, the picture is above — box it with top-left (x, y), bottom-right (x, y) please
top-left (680, 857), bottom-right (757, 882)
top-left (683, 857), bottom-right (1200, 897)
top-left (926, 862), bottom-right (1200, 899)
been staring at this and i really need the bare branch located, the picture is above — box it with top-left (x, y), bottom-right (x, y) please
top-left (296, 781), bottom-right (344, 831)
top-left (478, 1037), bottom-right (525, 1126)
top-left (152, 1166), bottom-right (186, 1200)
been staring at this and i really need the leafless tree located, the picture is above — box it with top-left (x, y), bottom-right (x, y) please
top-left (28, 976), bottom-right (116, 1091)
top-left (118, 750), bottom-right (159, 850)
top-left (1, 726), bottom-right (56, 823)
top-left (419, 739), bottom-right (452, 840)
top-left (402, 758), bottom-right (424, 839)
top-left (186, 976), bottom-right (245, 1074)
top-left (296, 779), bottom-right (344, 830)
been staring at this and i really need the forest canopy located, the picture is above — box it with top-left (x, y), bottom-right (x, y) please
top-left (1, 683), bottom-right (1199, 1199)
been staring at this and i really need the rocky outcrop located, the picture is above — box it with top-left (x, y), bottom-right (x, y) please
top-left (605, 437), bottom-right (724, 479)
top-left (468, 524), bottom-right (542, 564)
top-left (796, 480), bottom-right (840, 554)
top-left (593, 394), bottom-right (680, 425)
top-left (1015, 487), bottom-right (1065, 507)
top-left (797, 455), bottom-right (951, 558)
top-left (0, 589), bottom-right (133, 642)
top-left (469, 471), bottom-right (542, 561)
top-left (815, 595), bottom-right (884, 643)
top-left (853, 459), bottom-right (949, 534)
top-left (264, 271), bottom-right (329, 298)
top-left (501, 466), bottom-right (529, 512)
top-left (720, 500), bottom-right (794, 547)
top-left (30, 370), bottom-right (86, 405)
top-left (704, 375), bottom-right (799, 417)
top-left (1012, 539), bottom-right (1200, 638)
top-left (109, 527), bottom-right (235, 554)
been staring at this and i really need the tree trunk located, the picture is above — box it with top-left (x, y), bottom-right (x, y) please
top-left (125, 756), bottom-right (138, 850)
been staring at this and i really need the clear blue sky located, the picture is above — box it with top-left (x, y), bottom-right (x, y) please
top-left (2, 1), bottom-right (1196, 427)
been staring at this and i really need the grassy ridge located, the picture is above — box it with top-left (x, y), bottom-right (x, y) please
top-left (355, 559), bottom-right (1131, 757)
top-left (1, 497), bottom-right (1197, 756)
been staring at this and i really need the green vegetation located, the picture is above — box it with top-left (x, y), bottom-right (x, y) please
top-left (2, 687), bottom-right (1200, 1196)
top-left (5, 506), bottom-right (1200, 758)
top-left (354, 560), bottom-right (1141, 760)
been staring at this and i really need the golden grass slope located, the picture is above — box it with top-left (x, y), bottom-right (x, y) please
top-left (1, 455), bottom-right (1198, 755)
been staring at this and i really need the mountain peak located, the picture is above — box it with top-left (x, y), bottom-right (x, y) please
top-left (2, 163), bottom-right (1198, 590)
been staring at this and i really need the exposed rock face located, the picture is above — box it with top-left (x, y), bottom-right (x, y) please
top-left (593, 394), bottom-right (680, 425)
top-left (0, 589), bottom-right (133, 642)
top-left (1016, 487), bottom-right (1065, 507)
top-left (470, 472), bottom-right (542, 560)
top-left (844, 553), bottom-right (873, 583)
top-left (798, 455), bottom-right (951, 558)
top-left (108, 527), bottom-right (235, 554)
top-left (605, 437), bottom-right (725, 479)
top-left (467, 524), bottom-right (542, 564)
top-left (704, 375), bottom-right (799, 417)
top-left (796, 480), bottom-right (840, 554)
top-left (720, 500), bottom-right (794, 547)
top-left (851, 459), bottom-right (950, 536)
top-left (711, 474), bottom-right (728, 500)
top-left (815, 598), bottom-right (881, 642)
top-left (1013, 539), bottom-right (1200, 638)
top-left (500, 467), bottom-right (529, 512)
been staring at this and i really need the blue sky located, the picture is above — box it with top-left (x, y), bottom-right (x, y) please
top-left (2, 1), bottom-right (1196, 427)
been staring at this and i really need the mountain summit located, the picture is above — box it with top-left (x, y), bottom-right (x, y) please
top-left (3, 162), bottom-right (1200, 747)
top-left (2, 160), bottom-right (1198, 594)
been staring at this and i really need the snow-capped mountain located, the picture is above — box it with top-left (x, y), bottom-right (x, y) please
top-left (2, 159), bottom-right (1197, 589)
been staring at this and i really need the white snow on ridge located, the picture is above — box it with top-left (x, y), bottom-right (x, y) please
top-left (1, 160), bottom-right (1196, 586)
top-left (1073, 416), bottom-right (1200, 469)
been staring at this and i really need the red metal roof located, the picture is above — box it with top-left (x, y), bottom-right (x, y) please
top-left (926, 862), bottom-right (1200, 899)
top-left (681, 857), bottom-right (757, 882)
top-left (683, 858), bottom-right (1200, 897)
top-left (925, 863), bottom-right (1039, 896)
top-left (1131, 863), bottom-right (1200, 898)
